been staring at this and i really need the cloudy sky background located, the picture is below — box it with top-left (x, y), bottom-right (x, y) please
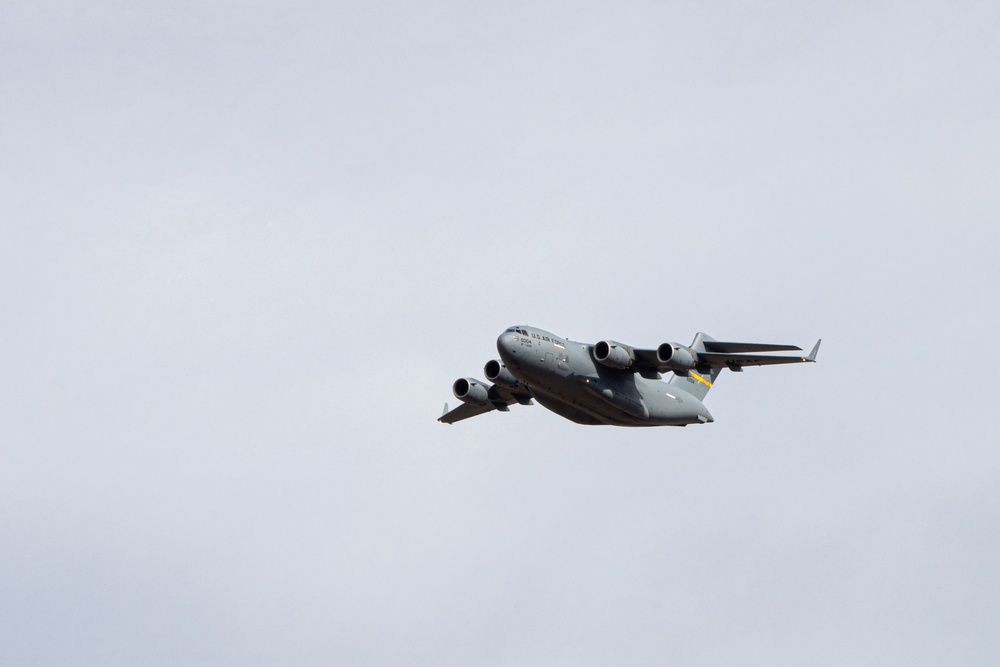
top-left (2, 1), bottom-right (998, 664)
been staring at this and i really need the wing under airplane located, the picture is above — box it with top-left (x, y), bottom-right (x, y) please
top-left (439, 375), bottom-right (533, 424)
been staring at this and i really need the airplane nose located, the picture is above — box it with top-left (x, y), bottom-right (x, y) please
top-left (497, 332), bottom-right (519, 365)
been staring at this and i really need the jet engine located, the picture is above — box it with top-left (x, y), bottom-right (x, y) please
top-left (484, 360), bottom-right (519, 387)
top-left (593, 340), bottom-right (634, 369)
top-left (452, 378), bottom-right (490, 404)
top-left (656, 343), bottom-right (698, 371)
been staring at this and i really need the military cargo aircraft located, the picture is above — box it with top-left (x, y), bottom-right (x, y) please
top-left (439, 326), bottom-right (820, 426)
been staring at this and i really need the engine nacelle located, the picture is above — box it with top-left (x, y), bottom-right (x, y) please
top-left (484, 360), bottom-right (519, 387)
top-left (656, 342), bottom-right (698, 370)
top-left (452, 377), bottom-right (490, 404)
top-left (593, 340), bottom-right (634, 369)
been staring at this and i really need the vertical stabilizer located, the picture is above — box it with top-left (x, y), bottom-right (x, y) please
top-left (668, 332), bottom-right (722, 401)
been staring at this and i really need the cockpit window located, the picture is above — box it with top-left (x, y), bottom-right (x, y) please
top-left (506, 328), bottom-right (516, 332)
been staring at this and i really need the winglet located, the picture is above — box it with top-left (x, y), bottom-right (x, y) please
top-left (438, 403), bottom-right (449, 423)
top-left (806, 339), bottom-right (822, 362)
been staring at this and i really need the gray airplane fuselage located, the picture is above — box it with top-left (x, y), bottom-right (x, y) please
top-left (497, 326), bottom-right (713, 427)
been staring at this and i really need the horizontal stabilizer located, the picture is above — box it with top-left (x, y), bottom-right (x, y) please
top-left (702, 341), bottom-right (802, 353)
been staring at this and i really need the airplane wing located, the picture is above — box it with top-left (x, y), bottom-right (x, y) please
top-left (438, 383), bottom-right (533, 424)
top-left (701, 339), bottom-right (821, 369)
top-left (633, 339), bottom-right (821, 374)
top-left (439, 402), bottom-right (495, 424)
top-left (697, 350), bottom-right (815, 369)
top-left (699, 341), bottom-right (803, 353)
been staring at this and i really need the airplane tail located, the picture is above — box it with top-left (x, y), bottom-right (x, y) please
top-left (668, 333), bottom-right (722, 401)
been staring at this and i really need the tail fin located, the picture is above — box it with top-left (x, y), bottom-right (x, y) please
top-left (668, 333), bottom-right (722, 401)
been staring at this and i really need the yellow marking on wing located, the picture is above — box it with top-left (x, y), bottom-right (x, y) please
top-left (691, 372), bottom-right (713, 388)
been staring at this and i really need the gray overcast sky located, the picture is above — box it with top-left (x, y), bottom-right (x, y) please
top-left (2, 1), bottom-right (998, 665)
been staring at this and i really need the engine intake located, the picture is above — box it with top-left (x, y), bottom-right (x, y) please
top-left (656, 343), bottom-right (697, 370)
top-left (452, 378), bottom-right (490, 404)
top-left (484, 360), bottom-right (519, 387)
top-left (594, 340), bottom-right (634, 369)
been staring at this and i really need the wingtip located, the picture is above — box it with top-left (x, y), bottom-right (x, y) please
top-left (807, 339), bottom-right (822, 362)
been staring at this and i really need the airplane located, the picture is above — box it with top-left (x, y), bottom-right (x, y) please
top-left (439, 325), bottom-right (820, 427)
